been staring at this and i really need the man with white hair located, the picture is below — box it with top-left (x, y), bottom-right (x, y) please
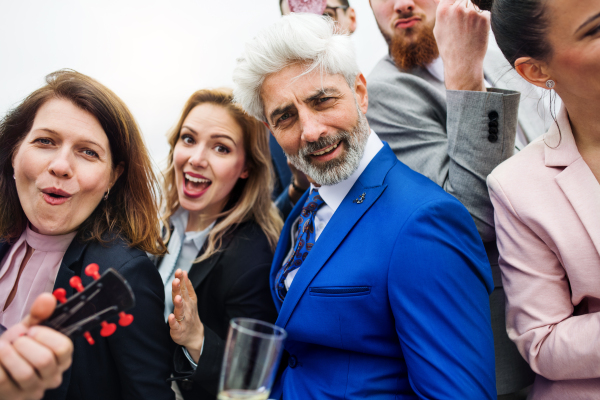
top-left (234, 13), bottom-right (497, 399)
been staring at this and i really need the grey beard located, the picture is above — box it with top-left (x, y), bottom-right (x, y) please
top-left (286, 110), bottom-right (370, 186)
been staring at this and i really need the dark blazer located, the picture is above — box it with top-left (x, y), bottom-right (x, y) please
top-left (164, 220), bottom-right (278, 399)
top-left (0, 236), bottom-right (175, 400)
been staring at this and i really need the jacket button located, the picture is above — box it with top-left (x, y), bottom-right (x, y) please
top-left (180, 379), bottom-right (193, 391)
top-left (288, 355), bottom-right (298, 368)
top-left (489, 127), bottom-right (498, 134)
top-left (488, 133), bottom-right (498, 143)
top-left (488, 111), bottom-right (499, 120)
top-left (488, 120), bottom-right (498, 128)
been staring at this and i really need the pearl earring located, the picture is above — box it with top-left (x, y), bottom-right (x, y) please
top-left (104, 188), bottom-right (110, 201)
top-left (545, 80), bottom-right (556, 89)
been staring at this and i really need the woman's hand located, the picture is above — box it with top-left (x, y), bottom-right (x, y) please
top-left (0, 293), bottom-right (73, 400)
top-left (168, 269), bottom-right (204, 363)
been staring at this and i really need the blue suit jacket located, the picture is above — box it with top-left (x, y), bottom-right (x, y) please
top-left (269, 143), bottom-right (496, 399)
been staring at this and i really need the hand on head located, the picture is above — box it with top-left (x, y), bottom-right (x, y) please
top-left (168, 269), bottom-right (204, 363)
top-left (0, 293), bottom-right (73, 400)
top-left (432, 0), bottom-right (490, 91)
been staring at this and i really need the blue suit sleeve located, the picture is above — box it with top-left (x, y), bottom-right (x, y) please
top-left (388, 197), bottom-right (495, 399)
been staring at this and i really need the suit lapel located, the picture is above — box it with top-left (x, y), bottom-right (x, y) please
top-left (0, 243), bottom-right (9, 261)
top-left (53, 239), bottom-right (89, 296)
top-left (45, 238), bottom-right (89, 400)
top-left (275, 145), bottom-right (396, 328)
top-left (188, 233), bottom-right (234, 290)
top-left (547, 105), bottom-right (600, 256)
top-left (555, 161), bottom-right (600, 255)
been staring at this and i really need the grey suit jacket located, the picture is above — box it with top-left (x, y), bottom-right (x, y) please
top-left (366, 44), bottom-right (548, 395)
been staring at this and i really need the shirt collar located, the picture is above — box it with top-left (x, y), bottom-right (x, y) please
top-left (24, 224), bottom-right (77, 253)
top-left (170, 207), bottom-right (214, 250)
top-left (426, 56), bottom-right (445, 83)
top-left (311, 130), bottom-right (383, 212)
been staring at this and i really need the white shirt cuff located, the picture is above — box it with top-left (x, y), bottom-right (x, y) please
top-left (182, 339), bottom-right (204, 370)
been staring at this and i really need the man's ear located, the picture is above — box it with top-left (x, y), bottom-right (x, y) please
top-left (348, 8), bottom-right (357, 34)
top-left (354, 73), bottom-right (368, 115)
top-left (514, 57), bottom-right (552, 89)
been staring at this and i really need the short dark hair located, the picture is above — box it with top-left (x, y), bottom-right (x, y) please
top-left (0, 70), bottom-right (166, 255)
top-left (473, 0), bottom-right (551, 66)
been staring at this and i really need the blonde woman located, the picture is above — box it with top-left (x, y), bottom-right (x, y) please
top-left (153, 88), bottom-right (283, 400)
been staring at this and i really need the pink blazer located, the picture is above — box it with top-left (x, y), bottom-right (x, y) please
top-left (488, 105), bottom-right (600, 399)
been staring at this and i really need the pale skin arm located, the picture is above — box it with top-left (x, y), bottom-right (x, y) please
top-left (433, 0), bottom-right (490, 92)
top-left (0, 293), bottom-right (74, 400)
top-left (168, 269), bottom-right (204, 363)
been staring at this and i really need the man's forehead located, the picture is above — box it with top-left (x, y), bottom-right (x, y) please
top-left (261, 67), bottom-right (349, 107)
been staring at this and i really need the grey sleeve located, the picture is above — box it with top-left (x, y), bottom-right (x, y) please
top-left (445, 88), bottom-right (519, 242)
top-left (367, 75), bottom-right (519, 242)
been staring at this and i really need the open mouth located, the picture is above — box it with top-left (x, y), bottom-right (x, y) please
top-left (310, 141), bottom-right (341, 157)
top-left (41, 188), bottom-right (72, 205)
top-left (183, 172), bottom-right (212, 198)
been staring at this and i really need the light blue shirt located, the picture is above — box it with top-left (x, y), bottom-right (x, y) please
top-left (159, 208), bottom-right (213, 321)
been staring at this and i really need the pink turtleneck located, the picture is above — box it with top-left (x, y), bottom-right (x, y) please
top-left (0, 225), bottom-right (76, 328)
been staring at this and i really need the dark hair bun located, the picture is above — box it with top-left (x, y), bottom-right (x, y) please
top-left (471, 0), bottom-right (493, 11)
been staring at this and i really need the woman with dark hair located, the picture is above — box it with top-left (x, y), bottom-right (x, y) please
top-left (0, 70), bottom-right (175, 400)
top-left (154, 88), bottom-right (282, 399)
top-left (477, 0), bottom-right (600, 397)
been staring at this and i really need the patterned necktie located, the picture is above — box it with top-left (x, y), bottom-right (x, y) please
top-left (276, 189), bottom-right (325, 301)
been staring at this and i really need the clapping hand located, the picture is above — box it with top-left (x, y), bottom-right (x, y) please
top-left (0, 293), bottom-right (74, 400)
top-left (432, 0), bottom-right (490, 92)
top-left (168, 269), bottom-right (204, 363)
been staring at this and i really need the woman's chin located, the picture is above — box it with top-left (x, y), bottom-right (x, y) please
top-left (28, 218), bottom-right (77, 236)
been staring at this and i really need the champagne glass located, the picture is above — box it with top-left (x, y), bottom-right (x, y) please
top-left (217, 318), bottom-right (287, 400)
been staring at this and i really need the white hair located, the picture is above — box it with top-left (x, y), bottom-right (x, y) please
top-left (232, 13), bottom-right (360, 121)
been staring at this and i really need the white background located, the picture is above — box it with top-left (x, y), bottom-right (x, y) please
top-left (0, 0), bottom-right (388, 169)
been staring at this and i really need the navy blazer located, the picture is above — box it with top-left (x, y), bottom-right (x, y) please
top-left (270, 143), bottom-right (496, 399)
top-left (0, 236), bottom-right (175, 400)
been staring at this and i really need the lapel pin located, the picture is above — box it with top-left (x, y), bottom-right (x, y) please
top-left (353, 193), bottom-right (366, 204)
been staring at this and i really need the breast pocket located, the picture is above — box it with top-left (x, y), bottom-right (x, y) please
top-left (309, 286), bottom-right (371, 297)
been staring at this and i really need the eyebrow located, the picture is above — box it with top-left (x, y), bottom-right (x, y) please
top-left (268, 86), bottom-right (342, 124)
top-left (303, 87), bottom-right (342, 103)
top-left (35, 128), bottom-right (104, 149)
top-left (269, 104), bottom-right (295, 126)
top-left (181, 126), bottom-right (237, 146)
top-left (576, 11), bottom-right (600, 33)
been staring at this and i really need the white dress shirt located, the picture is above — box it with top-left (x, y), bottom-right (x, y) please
top-left (283, 131), bottom-right (384, 289)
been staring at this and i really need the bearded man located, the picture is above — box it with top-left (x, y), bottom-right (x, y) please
top-left (367, 0), bottom-right (548, 398)
top-left (234, 12), bottom-right (497, 400)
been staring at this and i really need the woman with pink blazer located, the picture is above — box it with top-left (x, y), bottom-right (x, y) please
top-left (477, 0), bottom-right (600, 398)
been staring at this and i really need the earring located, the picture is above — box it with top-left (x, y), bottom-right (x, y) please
top-left (104, 188), bottom-right (110, 201)
top-left (13, 174), bottom-right (15, 180)
top-left (546, 80), bottom-right (556, 89)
